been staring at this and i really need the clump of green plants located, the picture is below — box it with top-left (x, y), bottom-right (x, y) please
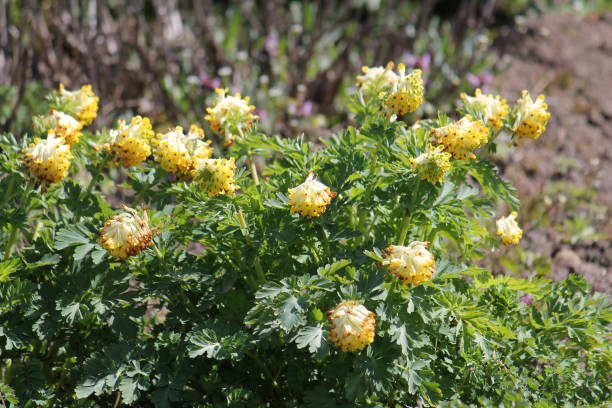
top-left (0, 67), bottom-right (610, 407)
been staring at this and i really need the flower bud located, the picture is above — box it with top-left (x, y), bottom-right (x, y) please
top-left (460, 88), bottom-right (509, 131)
top-left (410, 144), bottom-right (452, 184)
top-left (432, 115), bottom-right (489, 161)
top-left (98, 205), bottom-right (155, 259)
top-left (193, 157), bottom-right (237, 196)
top-left (106, 116), bottom-right (155, 168)
top-left (496, 211), bottom-right (522, 246)
top-left (287, 172), bottom-right (337, 219)
top-left (152, 125), bottom-right (213, 180)
top-left (22, 131), bottom-right (73, 188)
top-left (382, 241), bottom-right (436, 286)
top-left (513, 90), bottom-right (550, 140)
top-left (328, 301), bottom-right (376, 352)
top-left (54, 83), bottom-right (99, 126)
top-left (204, 88), bottom-right (259, 145)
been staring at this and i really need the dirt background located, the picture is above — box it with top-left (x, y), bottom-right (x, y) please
top-left (490, 10), bottom-right (612, 293)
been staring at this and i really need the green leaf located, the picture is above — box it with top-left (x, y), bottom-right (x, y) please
top-left (0, 258), bottom-right (20, 282)
top-left (55, 226), bottom-right (90, 250)
top-left (74, 243), bottom-right (95, 261)
top-left (293, 324), bottom-right (324, 353)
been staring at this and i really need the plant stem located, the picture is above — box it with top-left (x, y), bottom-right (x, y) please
top-left (237, 127), bottom-right (259, 186)
top-left (357, 138), bottom-right (383, 241)
top-left (85, 155), bottom-right (109, 197)
top-left (4, 225), bottom-right (19, 259)
top-left (237, 208), bottom-right (266, 284)
top-left (112, 390), bottom-right (121, 408)
top-left (397, 216), bottom-right (411, 246)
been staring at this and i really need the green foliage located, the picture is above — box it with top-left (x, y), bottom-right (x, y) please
top-left (1, 80), bottom-right (611, 408)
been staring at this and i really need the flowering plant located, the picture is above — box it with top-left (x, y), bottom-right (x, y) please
top-left (0, 73), bottom-right (610, 407)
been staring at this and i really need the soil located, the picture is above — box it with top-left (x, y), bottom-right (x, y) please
top-left (490, 10), bottom-right (612, 293)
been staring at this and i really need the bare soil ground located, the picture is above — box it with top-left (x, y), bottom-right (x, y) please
top-left (491, 10), bottom-right (612, 293)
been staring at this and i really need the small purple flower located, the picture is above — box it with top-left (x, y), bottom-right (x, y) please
top-left (199, 71), bottom-right (221, 90)
top-left (519, 293), bottom-right (533, 306)
top-left (405, 52), bottom-right (431, 71)
top-left (467, 71), bottom-right (494, 93)
top-left (254, 108), bottom-right (267, 123)
top-left (264, 33), bottom-right (279, 57)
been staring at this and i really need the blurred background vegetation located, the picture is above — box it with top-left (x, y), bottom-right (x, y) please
top-left (3, 0), bottom-right (601, 139)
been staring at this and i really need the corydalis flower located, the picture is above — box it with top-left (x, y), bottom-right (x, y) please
top-left (54, 83), bottom-right (99, 126)
top-left (98, 205), bottom-right (156, 259)
top-left (287, 173), bottom-right (337, 219)
top-left (497, 211), bottom-right (522, 246)
top-left (432, 115), bottom-right (489, 161)
top-left (410, 144), bottom-right (452, 184)
top-left (460, 88), bottom-right (509, 131)
top-left (204, 88), bottom-right (258, 145)
top-left (513, 90), bottom-right (550, 140)
top-left (106, 116), bottom-right (155, 168)
top-left (355, 62), bottom-right (398, 97)
top-left (328, 301), bottom-right (375, 352)
top-left (385, 64), bottom-right (424, 116)
top-left (23, 131), bottom-right (73, 188)
top-left (33, 110), bottom-right (83, 147)
top-left (152, 125), bottom-right (213, 180)
top-left (193, 157), bottom-right (236, 196)
top-left (382, 242), bottom-right (436, 286)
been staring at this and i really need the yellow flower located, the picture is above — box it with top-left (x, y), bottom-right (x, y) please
top-left (496, 211), bottom-right (522, 246)
top-left (55, 83), bottom-right (99, 126)
top-left (152, 125), bottom-right (213, 180)
top-left (355, 62), bottom-right (398, 97)
top-left (98, 205), bottom-right (155, 259)
top-left (432, 115), bottom-right (489, 161)
top-left (460, 88), bottom-right (509, 130)
top-left (513, 90), bottom-right (550, 140)
top-left (382, 242), bottom-right (436, 286)
top-left (106, 116), bottom-right (155, 168)
top-left (204, 88), bottom-right (259, 145)
top-left (410, 144), bottom-right (452, 184)
top-left (193, 157), bottom-right (237, 196)
top-left (328, 300), bottom-right (376, 352)
top-left (33, 110), bottom-right (83, 147)
top-left (385, 64), bottom-right (424, 115)
top-left (22, 130), bottom-right (73, 188)
top-left (287, 172), bottom-right (337, 219)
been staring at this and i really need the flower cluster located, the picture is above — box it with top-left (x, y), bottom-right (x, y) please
top-left (98, 205), bottom-right (156, 259)
top-left (106, 116), bottom-right (155, 168)
top-left (496, 211), bottom-right (522, 246)
top-left (152, 125), bottom-right (213, 180)
top-left (193, 158), bottom-right (237, 196)
top-left (33, 110), bottom-right (83, 147)
top-left (356, 62), bottom-right (424, 115)
top-left (460, 88), bottom-right (509, 130)
top-left (54, 83), bottom-right (99, 126)
top-left (328, 301), bottom-right (376, 352)
top-left (22, 131), bottom-right (73, 189)
top-left (288, 173), bottom-right (337, 219)
top-left (410, 144), bottom-right (452, 184)
top-left (513, 91), bottom-right (550, 140)
top-left (432, 115), bottom-right (489, 161)
top-left (382, 242), bottom-right (436, 286)
top-left (205, 88), bottom-right (259, 145)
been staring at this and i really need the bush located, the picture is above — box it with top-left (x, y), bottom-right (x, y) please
top-left (0, 70), bottom-right (610, 407)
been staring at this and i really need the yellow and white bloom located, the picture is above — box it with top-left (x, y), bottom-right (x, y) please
top-left (193, 157), bottom-right (237, 196)
top-left (355, 62), bottom-right (398, 97)
top-left (382, 241), bottom-right (436, 286)
top-left (328, 300), bottom-right (376, 352)
top-left (98, 205), bottom-right (155, 259)
top-left (152, 125), bottom-right (213, 180)
top-left (23, 130), bottom-right (73, 188)
top-left (385, 64), bottom-right (424, 116)
top-left (287, 172), bottom-right (337, 219)
top-left (106, 116), bottom-right (155, 168)
top-left (34, 110), bottom-right (83, 147)
top-left (204, 88), bottom-right (258, 145)
top-left (496, 211), bottom-right (522, 246)
top-left (513, 90), bottom-right (550, 140)
top-left (410, 144), bottom-right (452, 184)
top-left (55, 83), bottom-right (99, 126)
top-left (460, 88), bottom-right (509, 130)
top-left (432, 115), bottom-right (489, 161)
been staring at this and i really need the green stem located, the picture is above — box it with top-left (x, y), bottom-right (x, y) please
top-left (4, 224), bottom-right (19, 259)
top-left (357, 138), bottom-right (383, 241)
top-left (237, 127), bottom-right (259, 186)
top-left (318, 223), bottom-right (330, 257)
top-left (237, 208), bottom-right (266, 284)
top-left (85, 155), bottom-right (109, 197)
top-left (397, 216), bottom-right (411, 246)
top-left (0, 175), bottom-right (15, 207)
